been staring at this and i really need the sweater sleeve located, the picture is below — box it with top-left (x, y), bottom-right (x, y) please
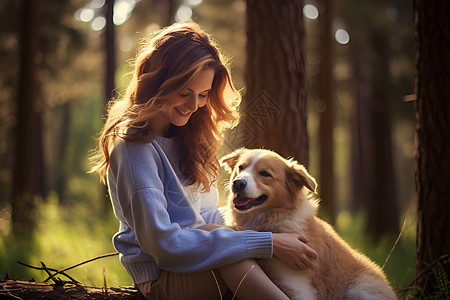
top-left (109, 140), bottom-right (273, 273)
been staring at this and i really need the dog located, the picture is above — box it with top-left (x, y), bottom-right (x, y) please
top-left (220, 148), bottom-right (397, 300)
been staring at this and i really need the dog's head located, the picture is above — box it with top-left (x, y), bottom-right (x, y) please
top-left (220, 148), bottom-right (316, 214)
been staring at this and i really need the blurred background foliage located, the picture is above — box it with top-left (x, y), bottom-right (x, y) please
top-left (0, 0), bottom-right (416, 295)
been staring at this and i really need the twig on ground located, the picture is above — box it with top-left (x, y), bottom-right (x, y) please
top-left (40, 262), bottom-right (62, 285)
top-left (16, 261), bottom-right (80, 284)
top-left (43, 251), bottom-right (119, 283)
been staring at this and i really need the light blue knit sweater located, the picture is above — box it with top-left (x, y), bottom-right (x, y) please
top-left (107, 136), bottom-right (273, 284)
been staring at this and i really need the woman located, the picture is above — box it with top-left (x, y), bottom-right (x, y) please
top-left (91, 22), bottom-right (317, 300)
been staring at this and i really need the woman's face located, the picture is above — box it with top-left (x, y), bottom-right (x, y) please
top-left (152, 68), bottom-right (215, 136)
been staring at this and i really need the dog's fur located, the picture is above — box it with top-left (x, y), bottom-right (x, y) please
top-left (220, 148), bottom-right (397, 300)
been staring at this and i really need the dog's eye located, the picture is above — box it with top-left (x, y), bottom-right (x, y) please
top-left (259, 171), bottom-right (272, 177)
top-left (238, 165), bottom-right (244, 172)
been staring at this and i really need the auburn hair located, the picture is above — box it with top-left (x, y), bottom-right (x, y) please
top-left (91, 23), bottom-right (240, 191)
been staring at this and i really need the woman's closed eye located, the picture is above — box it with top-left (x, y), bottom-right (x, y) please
top-left (179, 92), bottom-right (208, 98)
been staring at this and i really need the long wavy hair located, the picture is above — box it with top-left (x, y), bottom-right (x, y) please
top-left (91, 23), bottom-right (241, 191)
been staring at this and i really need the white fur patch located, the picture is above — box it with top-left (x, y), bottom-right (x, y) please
top-left (345, 273), bottom-right (397, 300)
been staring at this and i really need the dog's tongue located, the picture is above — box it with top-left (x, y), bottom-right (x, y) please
top-left (233, 196), bottom-right (251, 206)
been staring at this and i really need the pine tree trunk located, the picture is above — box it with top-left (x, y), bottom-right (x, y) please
top-left (104, 0), bottom-right (116, 215)
top-left (414, 0), bottom-right (450, 295)
top-left (243, 0), bottom-right (308, 165)
top-left (12, 0), bottom-right (42, 233)
top-left (317, 0), bottom-right (335, 224)
top-left (350, 51), bottom-right (370, 213)
top-left (366, 28), bottom-right (399, 240)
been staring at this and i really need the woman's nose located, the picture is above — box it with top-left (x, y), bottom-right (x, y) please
top-left (186, 95), bottom-right (199, 111)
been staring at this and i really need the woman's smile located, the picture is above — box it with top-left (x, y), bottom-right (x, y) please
top-left (174, 106), bottom-right (192, 116)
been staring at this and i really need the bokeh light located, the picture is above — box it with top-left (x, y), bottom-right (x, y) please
top-left (114, 0), bottom-right (136, 25)
top-left (91, 16), bottom-right (106, 31)
top-left (78, 8), bottom-right (95, 22)
top-left (175, 4), bottom-right (193, 22)
top-left (303, 4), bottom-right (319, 20)
top-left (335, 29), bottom-right (350, 45)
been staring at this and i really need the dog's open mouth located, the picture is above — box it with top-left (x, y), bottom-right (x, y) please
top-left (233, 194), bottom-right (268, 211)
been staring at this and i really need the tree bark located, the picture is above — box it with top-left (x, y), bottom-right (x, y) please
top-left (414, 0), bottom-right (450, 295)
top-left (366, 27), bottom-right (399, 240)
top-left (243, 0), bottom-right (308, 165)
top-left (12, 0), bottom-right (43, 234)
top-left (104, 0), bottom-right (116, 214)
top-left (317, 0), bottom-right (335, 224)
top-left (0, 279), bottom-right (145, 299)
top-left (350, 50), bottom-right (370, 213)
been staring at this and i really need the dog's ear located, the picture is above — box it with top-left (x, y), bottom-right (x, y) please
top-left (286, 160), bottom-right (317, 193)
top-left (219, 148), bottom-right (248, 173)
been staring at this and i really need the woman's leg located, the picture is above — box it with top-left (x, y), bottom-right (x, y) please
top-left (138, 260), bottom-right (288, 300)
top-left (219, 259), bottom-right (289, 300)
top-left (137, 269), bottom-right (231, 300)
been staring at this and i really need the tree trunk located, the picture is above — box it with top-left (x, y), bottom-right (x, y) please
top-left (54, 102), bottom-right (71, 203)
top-left (12, 0), bottom-right (43, 234)
top-left (243, 0), bottom-right (308, 165)
top-left (365, 29), bottom-right (399, 240)
top-left (414, 0), bottom-right (450, 295)
top-left (165, 0), bottom-right (179, 26)
top-left (317, 0), bottom-right (335, 224)
top-left (104, 0), bottom-right (116, 214)
top-left (350, 50), bottom-right (370, 213)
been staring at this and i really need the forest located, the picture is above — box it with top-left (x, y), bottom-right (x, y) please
top-left (0, 0), bottom-right (449, 299)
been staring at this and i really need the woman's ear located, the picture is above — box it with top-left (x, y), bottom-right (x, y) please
top-left (286, 160), bottom-right (317, 193)
top-left (219, 148), bottom-right (248, 173)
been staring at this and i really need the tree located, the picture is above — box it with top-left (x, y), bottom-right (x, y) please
top-left (342, 0), bottom-right (400, 239)
top-left (243, 0), bottom-right (309, 165)
top-left (317, 0), bottom-right (335, 224)
top-left (366, 24), bottom-right (399, 240)
top-left (103, 0), bottom-right (117, 214)
top-left (414, 0), bottom-right (450, 295)
top-left (11, 0), bottom-right (43, 233)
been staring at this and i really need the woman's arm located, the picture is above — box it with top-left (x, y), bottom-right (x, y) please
top-left (196, 224), bottom-right (318, 270)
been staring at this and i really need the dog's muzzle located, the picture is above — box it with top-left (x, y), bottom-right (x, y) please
top-left (232, 179), bottom-right (267, 211)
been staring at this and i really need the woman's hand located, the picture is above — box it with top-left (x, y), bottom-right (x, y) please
top-left (272, 232), bottom-right (318, 270)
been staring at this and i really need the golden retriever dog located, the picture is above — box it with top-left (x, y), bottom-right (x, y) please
top-left (220, 148), bottom-right (397, 300)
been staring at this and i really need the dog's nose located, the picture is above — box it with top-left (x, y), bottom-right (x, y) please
top-left (232, 179), bottom-right (247, 193)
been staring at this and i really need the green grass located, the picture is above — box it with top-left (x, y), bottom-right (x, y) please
top-left (0, 193), bottom-right (133, 287)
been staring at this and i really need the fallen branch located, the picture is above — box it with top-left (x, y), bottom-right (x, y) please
top-left (8, 252), bottom-right (145, 299)
top-left (0, 279), bottom-right (145, 299)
